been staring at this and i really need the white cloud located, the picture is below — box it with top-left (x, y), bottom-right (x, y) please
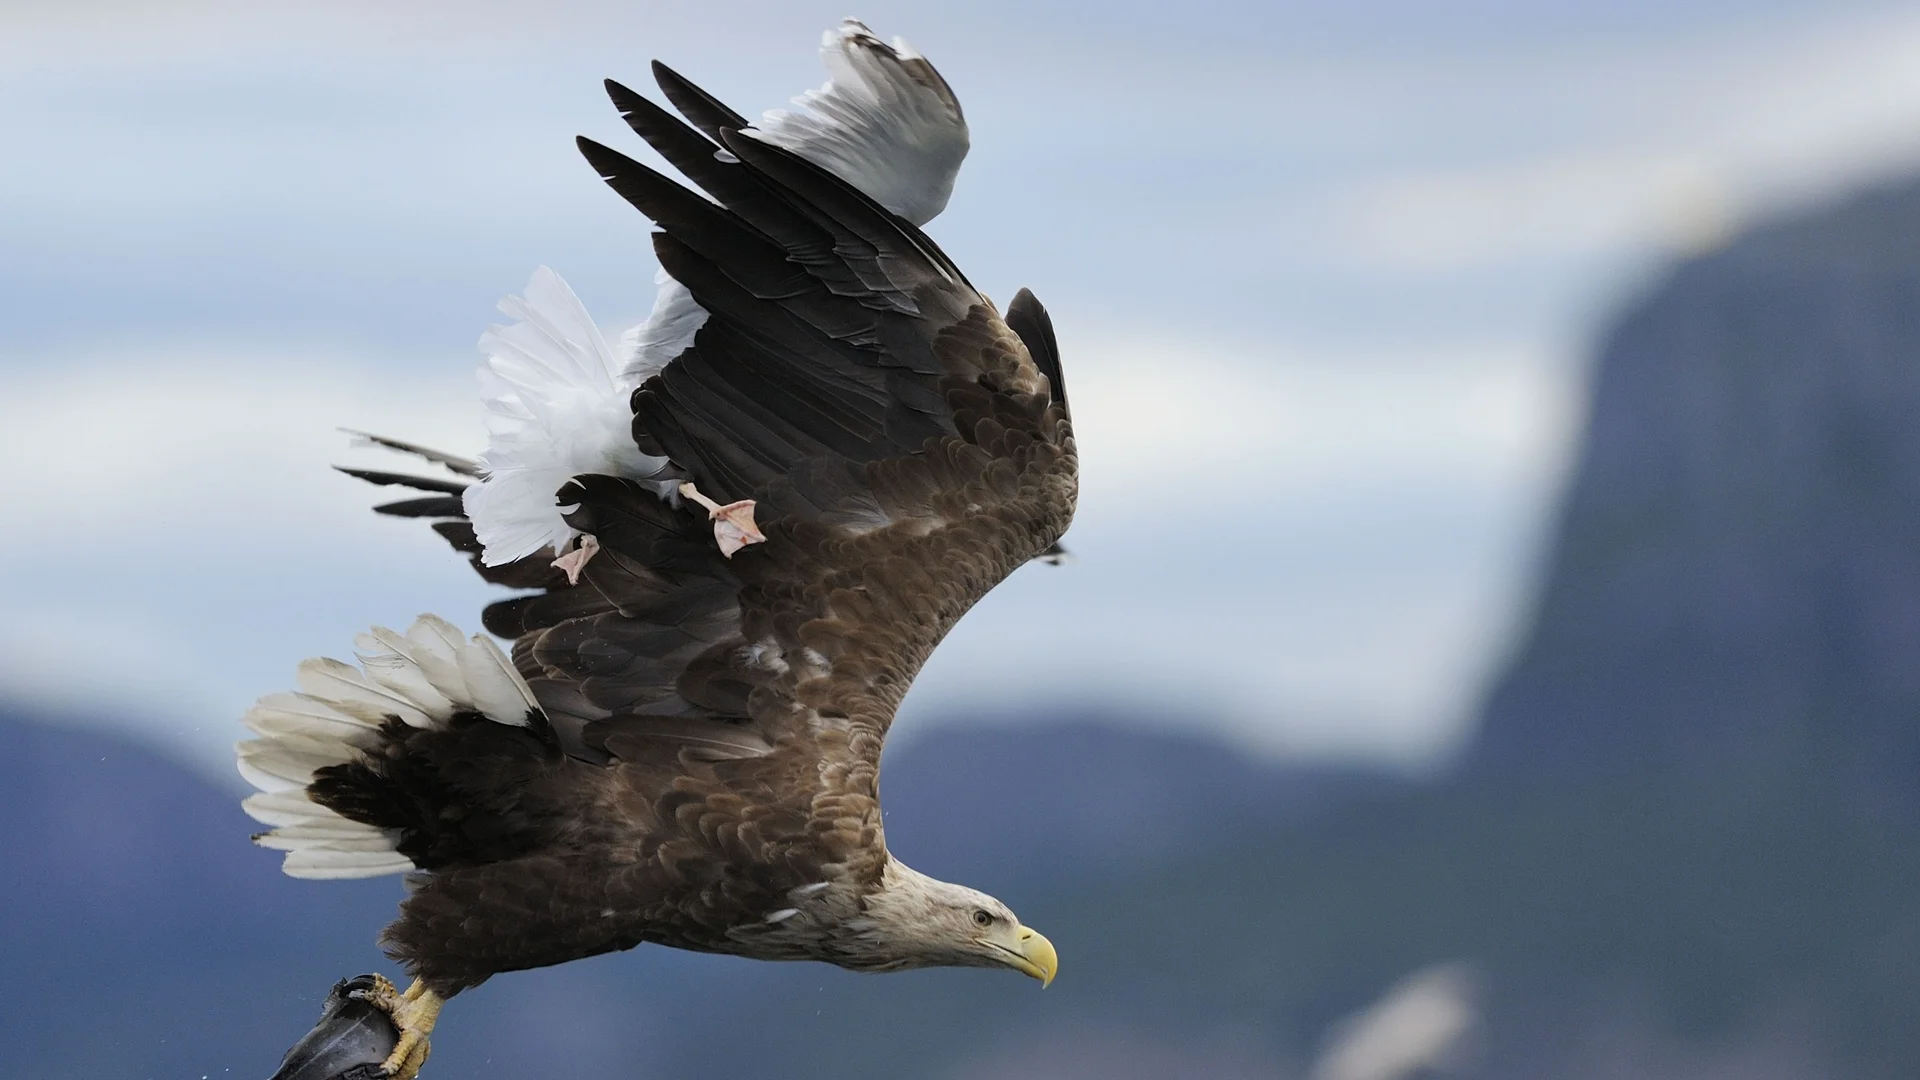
top-left (1064, 332), bottom-right (1578, 503)
top-left (0, 344), bottom-right (479, 549)
top-left (1323, 8), bottom-right (1920, 272)
top-left (0, 342), bottom-right (487, 771)
top-left (1333, 151), bottom-right (1738, 272)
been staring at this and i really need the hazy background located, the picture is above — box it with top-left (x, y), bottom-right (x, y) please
top-left (4, 2), bottom-right (1919, 1078)
top-left (10, 0), bottom-right (1920, 774)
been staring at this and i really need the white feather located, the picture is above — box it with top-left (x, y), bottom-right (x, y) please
top-left (617, 269), bottom-right (709, 386)
top-left (242, 790), bottom-right (348, 828)
top-left (750, 19), bottom-right (970, 227)
top-left (253, 821), bottom-right (390, 848)
top-left (617, 19), bottom-right (965, 386)
top-left (282, 848), bottom-right (417, 880)
top-left (237, 615), bottom-right (542, 880)
top-left (463, 267), bottom-right (674, 566)
top-left (404, 614), bottom-right (473, 704)
top-left (457, 631), bottom-right (537, 726)
top-left (235, 738), bottom-right (351, 792)
top-left (276, 831), bottom-right (395, 852)
top-left (236, 729), bottom-right (357, 762)
top-left (355, 627), bottom-right (458, 721)
top-left (236, 757), bottom-right (304, 795)
top-left (241, 692), bottom-right (381, 743)
top-left (295, 657), bottom-right (433, 728)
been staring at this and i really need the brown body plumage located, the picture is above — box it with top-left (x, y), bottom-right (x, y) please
top-left (250, 53), bottom-right (1075, 1009)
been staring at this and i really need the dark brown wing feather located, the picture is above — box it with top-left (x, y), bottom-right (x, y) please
top-left (1006, 287), bottom-right (1068, 415)
top-left (526, 83), bottom-right (1074, 814)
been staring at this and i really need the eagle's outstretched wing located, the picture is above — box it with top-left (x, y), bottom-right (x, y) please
top-left (465, 19), bottom-right (973, 566)
top-left (335, 69), bottom-right (1074, 783)
top-left (527, 78), bottom-right (1074, 766)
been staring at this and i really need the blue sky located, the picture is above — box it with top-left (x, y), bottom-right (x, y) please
top-left (6, 0), bottom-right (1920, 779)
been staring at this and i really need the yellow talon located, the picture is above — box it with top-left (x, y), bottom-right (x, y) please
top-left (352, 975), bottom-right (444, 1079)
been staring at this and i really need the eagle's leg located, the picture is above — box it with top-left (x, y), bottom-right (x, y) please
top-left (551, 533), bottom-right (600, 586)
top-left (351, 974), bottom-right (444, 1079)
top-left (678, 482), bottom-right (766, 557)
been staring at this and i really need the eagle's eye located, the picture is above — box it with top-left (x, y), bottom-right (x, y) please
top-left (971, 909), bottom-right (994, 927)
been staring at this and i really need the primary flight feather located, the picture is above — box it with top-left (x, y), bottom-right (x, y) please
top-left (238, 21), bottom-right (1074, 1079)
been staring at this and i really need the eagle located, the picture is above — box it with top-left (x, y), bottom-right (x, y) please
top-left (236, 21), bottom-right (1073, 1079)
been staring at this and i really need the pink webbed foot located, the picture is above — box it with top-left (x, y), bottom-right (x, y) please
top-left (678, 482), bottom-right (766, 557)
top-left (550, 533), bottom-right (600, 585)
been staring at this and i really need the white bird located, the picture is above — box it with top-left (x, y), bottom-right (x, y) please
top-left (461, 20), bottom-right (970, 570)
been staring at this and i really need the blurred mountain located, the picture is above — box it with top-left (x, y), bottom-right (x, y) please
top-left (1471, 178), bottom-right (1920, 800)
top-left (879, 720), bottom-right (1390, 888)
top-left (0, 706), bottom-right (395, 1079)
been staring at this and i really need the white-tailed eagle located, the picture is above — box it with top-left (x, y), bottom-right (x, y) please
top-left (236, 21), bottom-right (1073, 1079)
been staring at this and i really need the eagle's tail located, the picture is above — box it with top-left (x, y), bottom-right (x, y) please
top-left (236, 615), bottom-right (539, 879)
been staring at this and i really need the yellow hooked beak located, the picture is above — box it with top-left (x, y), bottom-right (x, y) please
top-left (1006, 925), bottom-right (1057, 987)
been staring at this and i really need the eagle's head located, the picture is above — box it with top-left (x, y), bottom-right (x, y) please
top-left (846, 859), bottom-right (1058, 985)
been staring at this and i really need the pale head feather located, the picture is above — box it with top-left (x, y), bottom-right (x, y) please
top-left (837, 859), bottom-right (1025, 972)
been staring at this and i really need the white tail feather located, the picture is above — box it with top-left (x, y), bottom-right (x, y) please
top-left (295, 657), bottom-right (434, 729)
top-left (235, 756), bottom-right (310, 795)
top-left (237, 615), bottom-right (541, 880)
top-left (463, 267), bottom-right (675, 566)
top-left (283, 848), bottom-right (417, 880)
top-left (458, 633), bottom-right (538, 725)
top-left (240, 692), bottom-right (382, 742)
top-left (356, 630), bottom-right (459, 721)
top-left (236, 736), bottom-right (353, 791)
top-left (242, 790), bottom-right (352, 827)
top-left (253, 821), bottom-right (391, 847)
top-left (401, 615), bottom-right (473, 702)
